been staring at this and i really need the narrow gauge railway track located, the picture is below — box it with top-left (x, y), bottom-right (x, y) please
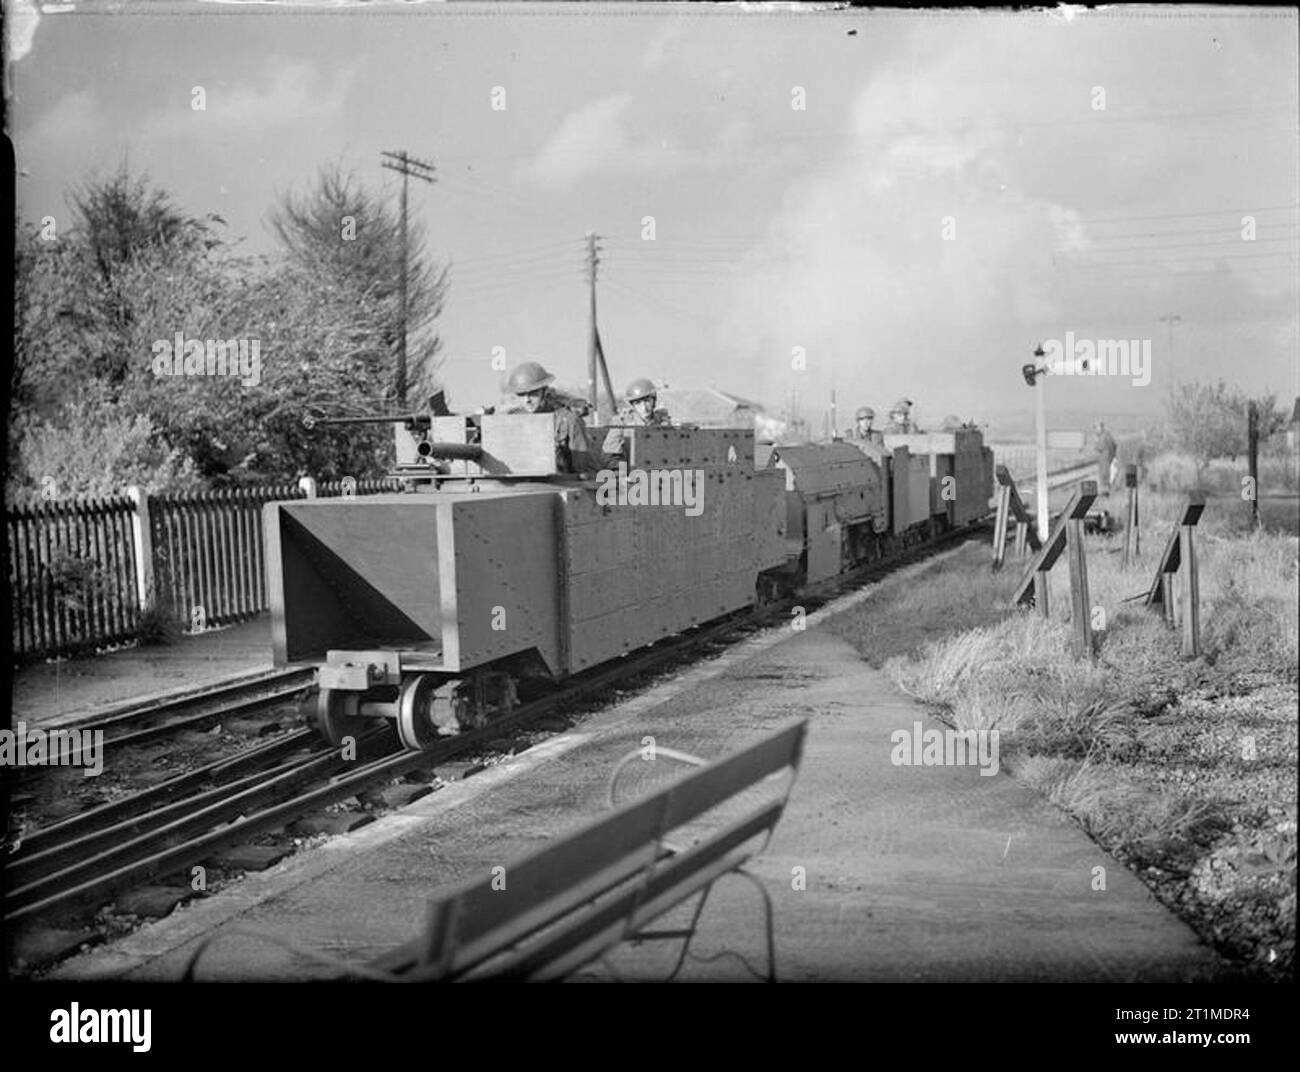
top-left (6, 518), bottom-right (989, 935)
top-left (69, 666), bottom-right (316, 750)
top-left (1020, 461), bottom-right (1098, 494)
top-left (7, 729), bottom-right (327, 891)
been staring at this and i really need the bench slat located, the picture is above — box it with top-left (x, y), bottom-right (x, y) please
top-left (377, 720), bottom-right (808, 982)
top-left (435, 844), bottom-right (663, 976)
top-left (466, 800), bottom-right (788, 982)
top-left (429, 722), bottom-right (804, 954)
top-left (661, 722), bottom-right (805, 830)
top-left (420, 791), bottom-right (673, 961)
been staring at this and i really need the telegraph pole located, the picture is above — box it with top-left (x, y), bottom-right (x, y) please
top-left (583, 232), bottom-right (617, 417)
top-left (585, 232), bottom-right (600, 413)
top-left (381, 150), bottom-right (436, 406)
top-left (1159, 313), bottom-right (1181, 388)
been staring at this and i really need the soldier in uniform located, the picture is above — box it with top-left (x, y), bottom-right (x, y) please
top-left (847, 405), bottom-right (877, 441)
top-left (601, 377), bottom-right (671, 460)
top-left (506, 361), bottom-right (596, 474)
top-left (884, 398), bottom-right (916, 434)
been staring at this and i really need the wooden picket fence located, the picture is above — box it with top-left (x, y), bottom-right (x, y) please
top-left (7, 479), bottom-right (401, 662)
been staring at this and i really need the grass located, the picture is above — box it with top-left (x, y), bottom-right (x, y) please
top-left (1145, 448), bottom-right (1300, 499)
top-left (827, 494), bottom-right (1297, 980)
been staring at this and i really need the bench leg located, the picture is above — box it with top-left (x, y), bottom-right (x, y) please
top-left (661, 884), bottom-right (715, 983)
top-left (639, 870), bottom-right (779, 983)
top-left (736, 868), bottom-right (778, 984)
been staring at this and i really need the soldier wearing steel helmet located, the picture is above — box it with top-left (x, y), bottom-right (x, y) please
top-left (846, 405), bottom-right (878, 442)
top-left (884, 398), bottom-right (917, 434)
top-left (601, 377), bottom-right (672, 460)
top-left (505, 360), bottom-right (594, 474)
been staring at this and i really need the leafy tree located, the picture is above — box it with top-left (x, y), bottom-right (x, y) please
top-left (1164, 380), bottom-right (1289, 474)
top-left (267, 163), bottom-right (448, 405)
top-left (11, 163), bottom-right (455, 498)
top-left (68, 165), bottom-right (217, 286)
top-left (62, 167), bottom-right (222, 383)
top-left (158, 256), bottom-right (399, 484)
top-left (1165, 379), bottom-right (1245, 472)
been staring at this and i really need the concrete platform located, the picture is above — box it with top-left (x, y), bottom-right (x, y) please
top-left (10, 617), bottom-right (275, 728)
top-left (51, 554), bottom-right (1222, 983)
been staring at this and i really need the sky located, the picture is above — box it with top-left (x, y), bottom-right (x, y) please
top-left (9, 1), bottom-right (1299, 433)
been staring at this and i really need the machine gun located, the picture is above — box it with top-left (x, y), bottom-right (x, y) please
top-left (302, 396), bottom-right (483, 463)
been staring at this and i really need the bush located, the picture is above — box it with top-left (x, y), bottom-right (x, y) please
top-left (134, 601), bottom-right (184, 647)
top-left (6, 398), bottom-right (203, 508)
top-left (1145, 452), bottom-right (1199, 494)
top-left (1143, 450), bottom-right (1298, 497)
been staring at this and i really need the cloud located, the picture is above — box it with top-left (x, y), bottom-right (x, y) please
top-left (6, 0), bottom-right (39, 63)
top-left (524, 92), bottom-right (761, 188)
top-left (22, 60), bottom-right (358, 167)
top-left (151, 60), bottom-right (356, 138)
top-left (22, 88), bottom-right (98, 150)
top-left (524, 93), bottom-right (639, 187)
top-left (641, 20), bottom-right (687, 70)
top-left (715, 21), bottom-right (1297, 415)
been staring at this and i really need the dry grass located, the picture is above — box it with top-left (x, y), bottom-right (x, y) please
top-left (830, 502), bottom-right (1298, 979)
top-left (1146, 449), bottom-right (1300, 497)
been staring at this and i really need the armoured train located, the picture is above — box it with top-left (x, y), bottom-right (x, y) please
top-left (265, 412), bottom-right (994, 749)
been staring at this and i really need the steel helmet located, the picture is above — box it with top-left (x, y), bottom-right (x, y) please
top-left (894, 397), bottom-right (913, 409)
top-left (855, 406), bottom-right (875, 420)
top-left (507, 361), bottom-right (555, 395)
top-left (625, 377), bottom-right (657, 402)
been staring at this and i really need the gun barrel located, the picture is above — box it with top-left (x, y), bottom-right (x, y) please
top-left (417, 441), bottom-right (483, 461)
top-left (311, 414), bottom-right (427, 427)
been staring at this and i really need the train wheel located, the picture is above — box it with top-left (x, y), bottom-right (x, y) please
top-left (396, 673), bottom-right (439, 751)
top-left (308, 688), bottom-right (367, 748)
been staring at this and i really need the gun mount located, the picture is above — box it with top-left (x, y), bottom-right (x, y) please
top-left (302, 411), bottom-right (484, 463)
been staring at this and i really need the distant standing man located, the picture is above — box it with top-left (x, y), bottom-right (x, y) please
top-left (1094, 419), bottom-right (1118, 492)
top-left (601, 377), bottom-right (671, 460)
top-left (506, 361), bottom-right (594, 474)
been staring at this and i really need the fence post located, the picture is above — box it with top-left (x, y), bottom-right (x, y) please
top-left (127, 485), bottom-right (155, 613)
top-left (1011, 481), bottom-right (1098, 634)
top-left (1143, 495), bottom-right (1205, 655)
top-left (1066, 513), bottom-right (1093, 660)
top-left (1034, 572), bottom-right (1050, 618)
top-left (298, 476), bottom-right (318, 499)
top-left (1248, 401), bottom-right (1260, 528)
top-left (1123, 464), bottom-right (1139, 567)
top-left (992, 484), bottom-right (1011, 569)
top-left (993, 465), bottom-right (1041, 571)
top-left (1180, 521), bottom-right (1200, 657)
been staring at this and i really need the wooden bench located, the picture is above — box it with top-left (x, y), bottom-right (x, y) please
top-left (183, 720), bottom-right (807, 982)
top-left (373, 719), bottom-right (808, 982)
